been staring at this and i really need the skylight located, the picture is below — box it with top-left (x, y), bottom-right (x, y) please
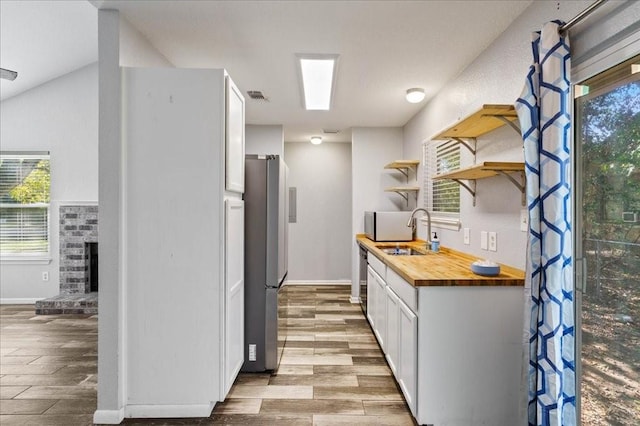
top-left (297, 54), bottom-right (339, 111)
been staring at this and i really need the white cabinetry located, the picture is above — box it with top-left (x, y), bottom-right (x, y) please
top-left (224, 199), bottom-right (244, 395)
top-left (398, 299), bottom-right (417, 415)
top-left (362, 246), bottom-right (523, 425)
top-left (365, 253), bottom-right (417, 416)
top-left (384, 286), bottom-right (400, 376)
top-left (367, 265), bottom-right (387, 352)
top-left (122, 67), bottom-right (244, 419)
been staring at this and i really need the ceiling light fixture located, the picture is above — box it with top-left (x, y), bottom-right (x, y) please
top-left (296, 54), bottom-right (339, 110)
top-left (0, 68), bottom-right (18, 81)
top-left (406, 88), bottom-right (425, 103)
top-left (310, 136), bottom-right (323, 145)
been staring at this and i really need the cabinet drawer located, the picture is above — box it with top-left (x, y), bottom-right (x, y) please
top-left (368, 253), bottom-right (386, 280)
top-left (387, 267), bottom-right (417, 314)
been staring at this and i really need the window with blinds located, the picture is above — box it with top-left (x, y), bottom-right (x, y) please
top-left (0, 152), bottom-right (51, 256)
top-left (423, 140), bottom-right (460, 215)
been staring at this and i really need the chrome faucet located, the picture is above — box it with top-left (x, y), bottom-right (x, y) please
top-left (407, 208), bottom-right (432, 246)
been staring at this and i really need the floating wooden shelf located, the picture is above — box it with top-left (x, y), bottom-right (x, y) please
top-left (432, 162), bottom-right (524, 181)
top-left (384, 160), bottom-right (420, 169)
top-left (432, 104), bottom-right (520, 141)
top-left (433, 162), bottom-right (525, 206)
top-left (384, 160), bottom-right (420, 182)
top-left (385, 186), bottom-right (419, 205)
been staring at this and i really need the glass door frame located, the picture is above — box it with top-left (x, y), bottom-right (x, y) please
top-left (573, 53), bottom-right (640, 423)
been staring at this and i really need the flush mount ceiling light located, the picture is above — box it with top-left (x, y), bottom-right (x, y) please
top-left (296, 54), bottom-right (339, 110)
top-left (310, 136), bottom-right (323, 145)
top-left (0, 68), bottom-right (18, 81)
top-left (406, 88), bottom-right (425, 103)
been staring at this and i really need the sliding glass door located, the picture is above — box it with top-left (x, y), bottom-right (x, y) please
top-left (575, 55), bottom-right (640, 425)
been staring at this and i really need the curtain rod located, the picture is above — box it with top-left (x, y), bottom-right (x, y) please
top-left (560, 0), bottom-right (608, 34)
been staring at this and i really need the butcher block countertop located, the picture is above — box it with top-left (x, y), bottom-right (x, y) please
top-left (357, 235), bottom-right (524, 287)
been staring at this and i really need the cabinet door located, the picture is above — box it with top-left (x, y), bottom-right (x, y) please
top-left (367, 266), bottom-right (376, 327)
top-left (385, 286), bottom-right (400, 375)
top-left (398, 300), bottom-right (418, 416)
top-left (224, 199), bottom-right (244, 396)
top-left (373, 271), bottom-right (387, 352)
top-left (225, 76), bottom-right (245, 193)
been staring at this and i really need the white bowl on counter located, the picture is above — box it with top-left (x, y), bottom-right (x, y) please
top-left (470, 260), bottom-right (501, 276)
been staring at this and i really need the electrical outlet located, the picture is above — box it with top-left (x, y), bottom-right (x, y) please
top-left (463, 228), bottom-right (470, 245)
top-left (488, 232), bottom-right (497, 252)
top-left (249, 344), bottom-right (257, 361)
top-left (520, 209), bottom-right (528, 232)
top-left (42, 271), bottom-right (49, 281)
top-left (480, 231), bottom-right (488, 250)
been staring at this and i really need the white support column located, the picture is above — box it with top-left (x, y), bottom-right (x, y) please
top-left (95, 9), bottom-right (125, 425)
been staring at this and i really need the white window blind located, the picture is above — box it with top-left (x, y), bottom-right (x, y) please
top-left (0, 152), bottom-right (50, 255)
top-left (423, 141), bottom-right (460, 215)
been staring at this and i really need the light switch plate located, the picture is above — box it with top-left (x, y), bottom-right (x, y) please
top-left (463, 228), bottom-right (470, 245)
top-left (480, 231), bottom-right (488, 250)
top-left (488, 232), bottom-right (497, 252)
top-left (520, 209), bottom-right (528, 232)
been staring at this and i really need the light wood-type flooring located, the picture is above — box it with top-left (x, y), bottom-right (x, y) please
top-left (1, 285), bottom-right (415, 425)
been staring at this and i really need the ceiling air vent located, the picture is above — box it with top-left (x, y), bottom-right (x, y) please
top-left (323, 129), bottom-right (340, 134)
top-left (247, 90), bottom-right (269, 101)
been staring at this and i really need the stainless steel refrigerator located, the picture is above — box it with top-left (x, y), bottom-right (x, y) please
top-left (242, 154), bottom-right (288, 372)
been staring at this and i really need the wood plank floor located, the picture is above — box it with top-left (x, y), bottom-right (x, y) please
top-left (1, 285), bottom-right (415, 425)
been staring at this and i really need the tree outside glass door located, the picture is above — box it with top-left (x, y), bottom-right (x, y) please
top-left (575, 54), bottom-right (640, 425)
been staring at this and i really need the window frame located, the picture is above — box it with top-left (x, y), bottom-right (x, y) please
top-left (422, 140), bottom-right (462, 231)
top-left (0, 152), bottom-right (52, 263)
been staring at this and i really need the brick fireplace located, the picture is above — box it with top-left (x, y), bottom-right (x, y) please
top-left (35, 205), bottom-right (99, 314)
top-left (59, 205), bottom-right (99, 294)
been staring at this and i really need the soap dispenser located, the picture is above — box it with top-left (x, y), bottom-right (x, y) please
top-left (431, 233), bottom-right (440, 252)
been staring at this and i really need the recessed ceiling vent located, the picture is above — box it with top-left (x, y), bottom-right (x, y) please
top-left (323, 129), bottom-right (340, 134)
top-left (247, 90), bottom-right (269, 101)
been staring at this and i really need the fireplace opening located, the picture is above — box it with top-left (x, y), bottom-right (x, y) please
top-left (85, 242), bottom-right (98, 293)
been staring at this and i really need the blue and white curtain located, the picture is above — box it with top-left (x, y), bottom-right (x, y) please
top-left (515, 21), bottom-right (575, 426)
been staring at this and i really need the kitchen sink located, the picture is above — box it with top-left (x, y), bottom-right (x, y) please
top-left (379, 246), bottom-right (426, 256)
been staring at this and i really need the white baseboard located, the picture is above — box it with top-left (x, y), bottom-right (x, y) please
top-left (285, 280), bottom-right (351, 286)
top-left (349, 296), bottom-right (361, 304)
top-left (93, 408), bottom-right (125, 424)
top-left (0, 298), bottom-right (42, 305)
top-left (125, 402), bottom-right (214, 419)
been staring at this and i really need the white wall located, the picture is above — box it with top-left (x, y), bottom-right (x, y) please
top-left (246, 124), bottom-right (283, 156)
top-left (351, 127), bottom-right (404, 298)
top-left (120, 16), bottom-right (173, 67)
top-left (402, 0), bottom-right (592, 270)
top-left (0, 63), bottom-right (98, 302)
top-left (285, 141), bottom-right (352, 282)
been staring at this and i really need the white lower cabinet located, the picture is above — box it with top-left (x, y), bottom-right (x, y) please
top-left (367, 262), bottom-right (417, 417)
top-left (397, 298), bottom-right (417, 416)
top-left (224, 199), bottom-right (245, 396)
top-left (366, 267), bottom-right (376, 327)
top-left (367, 265), bottom-right (387, 352)
top-left (364, 249), bottom-right (524, 425)
top-left (384, 286), bottom-right (400, 376)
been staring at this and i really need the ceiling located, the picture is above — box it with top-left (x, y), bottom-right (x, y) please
top-left (1, 1), bottom-right (533, 143)
top-left (0, 1), bottom-right (98, 102)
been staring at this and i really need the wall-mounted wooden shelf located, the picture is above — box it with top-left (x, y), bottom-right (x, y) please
top-left (433, 162), bottom-right (525, 206)
top-left (384, 160), bottom-right (420, 182)
top-left (432, 104), bottom-right (520, 141)
top-left (385, 186), bottom-right (419, 205)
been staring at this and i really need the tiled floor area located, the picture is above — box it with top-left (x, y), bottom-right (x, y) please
top-left (1, 285), bottom-right (415, 425)
top-left (0, 306), bottom-right (98, 425)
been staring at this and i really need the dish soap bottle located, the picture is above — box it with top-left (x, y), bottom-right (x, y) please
top-left (431, 233), bottom-right (440, 252)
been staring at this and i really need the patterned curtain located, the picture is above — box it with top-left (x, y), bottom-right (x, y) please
top-left (515, 21), bottom-right (575, 426)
